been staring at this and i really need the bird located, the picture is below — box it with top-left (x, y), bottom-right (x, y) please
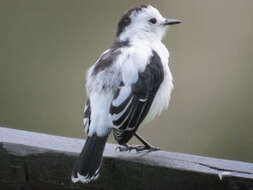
top-left (71, 5), bottom-right (181, 183)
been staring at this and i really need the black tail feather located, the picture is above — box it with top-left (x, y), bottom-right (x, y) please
top-left (72, 134), bottom-right (108, 183)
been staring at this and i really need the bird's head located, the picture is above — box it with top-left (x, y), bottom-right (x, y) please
top-left (116, 5), bottom-right (181, 42)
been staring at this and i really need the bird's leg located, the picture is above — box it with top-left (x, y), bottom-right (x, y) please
top-left (133, 133), bottom-right (160, 151)
top-left (115, 133), bottom-right (160, 152)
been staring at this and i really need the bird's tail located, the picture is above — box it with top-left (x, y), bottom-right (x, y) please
top-left (71, 134), bottom-right (108, 183)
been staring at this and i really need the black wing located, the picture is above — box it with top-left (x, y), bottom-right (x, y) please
top-left (110, 50), bottom-right (164, 145)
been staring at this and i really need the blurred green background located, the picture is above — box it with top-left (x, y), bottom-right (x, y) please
top-left (0, 0), bottom-right (253, 162)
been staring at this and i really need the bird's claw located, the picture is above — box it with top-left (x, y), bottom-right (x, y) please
top-left (115, 144), bottom-right (160, 152)
top-left (115, 145), bottom-right (130, 152)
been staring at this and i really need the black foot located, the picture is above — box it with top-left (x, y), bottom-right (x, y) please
top-left (115, 144), bottom-right (160, 152)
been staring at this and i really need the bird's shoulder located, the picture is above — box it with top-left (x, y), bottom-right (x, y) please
top-left (119, 43), bottom-right (164, 86)
top-left (86, 40), bottom-right (164, 90)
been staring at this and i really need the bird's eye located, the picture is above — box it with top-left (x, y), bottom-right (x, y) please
top-left (149, 18), bottom-right (157, 24)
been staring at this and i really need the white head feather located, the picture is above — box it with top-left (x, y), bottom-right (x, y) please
top-left (117, 5), bottom-right (177, 42)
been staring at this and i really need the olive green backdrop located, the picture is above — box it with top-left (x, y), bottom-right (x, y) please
top-left (1, 0), bottom-right (253, 162)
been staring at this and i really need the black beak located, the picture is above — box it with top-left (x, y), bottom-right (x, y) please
top-left (162, 18), bottom-right (182, 26)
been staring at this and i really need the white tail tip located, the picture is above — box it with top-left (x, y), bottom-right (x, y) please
top-left (71, 172), bottom-right (99, 183)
